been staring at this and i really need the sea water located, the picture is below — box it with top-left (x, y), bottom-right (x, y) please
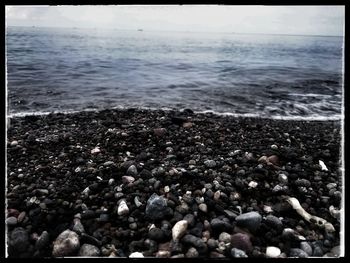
top-left (6, 26), bottom-right (344, 119)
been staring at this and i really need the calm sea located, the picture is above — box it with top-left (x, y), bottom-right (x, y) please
top-left (6, 26), bottom-right (344, 119)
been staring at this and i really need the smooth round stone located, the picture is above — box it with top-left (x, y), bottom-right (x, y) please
top-left (6, 216), bottom-right (18, 226)
top-left (278, 174), bottom-right (288, 184)
top-left (156, 250), bottom-right (171, 258)
top-left (172, 220), bottom-right (188, 241)
top-left (8, 227), bottom-right (29, 253)
top-left (35, 231), bottom-right (50, 250)
top-left (231, 233), bottom-right (252, 252)
top-left (204, 160), bottom-right (216, 168)
top-left (99, 214), bottom-right (109, 222)
top-left (235, 211), bottom-right (262, 233)
top-left (207, 239), bottom-right (218, 249)
top-left (126, 165), bottom-right (138, 176)
top-left (265, 215), bottom-right (283, 231)
top-left (271, 144), bottom-right (278, 150)
top-left (313, 246), bottom-right (324, 257)
top-left (52, 230), bottom-right (80, 257)
top-left (186, 247), bottom-right (199, 258)
top-left (129, 223), bottom-right (138, 230)
top-left (289, 248), bottom-right (309, 258)
top-left (72, 219), bottom-right (85, 234)
top-left (198, 203), bottom-right (207, 213)
top-left (122, 176), bottom-right (135, 184)
top-left (117, 200), bottom-right (129, 216)
top-left (148, 227), bottom-right (165, 242)
top-left (266, 246), bottom-right (281, 258)
top-left (231, 248), bottom-right (248, 258)
top-left (10, 140), bottom-right (18, 147)
top-left (78, 244), bottom-right (100, 257)
top-left (300, 241), bottom-right (313, 256)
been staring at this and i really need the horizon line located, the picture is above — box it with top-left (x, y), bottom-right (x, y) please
top-left (6, 25), bottom-right (343, 38)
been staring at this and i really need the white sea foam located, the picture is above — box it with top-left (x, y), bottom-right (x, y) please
top-left (7, 106), bottom-right (343, 121)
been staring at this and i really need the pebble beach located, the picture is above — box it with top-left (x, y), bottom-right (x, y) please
top-left (6, 108), bottom-right (342, 258)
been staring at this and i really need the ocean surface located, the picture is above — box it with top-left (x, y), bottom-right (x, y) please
top-left (6, 26), bottom-right (344, 120)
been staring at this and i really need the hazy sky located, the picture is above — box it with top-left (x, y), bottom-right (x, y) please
top-left (6, 5), bottom-right (345, 36)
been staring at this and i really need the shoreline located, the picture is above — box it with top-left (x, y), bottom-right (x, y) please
top-left (6, 108), bottom-right (342, 258)
top-left (7, 107), bottom-right (344, 122)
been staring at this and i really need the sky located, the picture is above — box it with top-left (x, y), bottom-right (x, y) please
top-left (5, 5), bottom-right (345, 36)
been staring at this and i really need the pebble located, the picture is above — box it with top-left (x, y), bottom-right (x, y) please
top-left (186, 247), bottom-right (199, 258)
top-left (122, 176), bottom-right (135, 184)
top-left (78, 244), bottom-right (100, 257)
top-left (134, 196), bottom-right (143, 207)
top-left (8, 227), bottom-right (29, 253)
top-left (181, 234), bottom-right (207, 254)
top-left (72, 218), bottom-right (85, 234)
top-left (198, 203), bottom-right (208, 213)
top-left (248, 181), bottom-right (258, 188)
top-left (204, 160), bottom-right (216, 168)
top-left (218, 232), bottom-right (231, 243)
top-left (52, 230), bottom-right (80, 257)
top-left (129, 252), bottom-right (144, 258)
top-left (117, 200), bottom-right (129, 216)
top-left (266, 246), bottom-right (281, 258)
top-left (149, 227), bottom-right (166, 242)
top-left (145, 193), bottom-right (172, 221)
top-left (172, 220), bottom-right (188, 241)
top-left (210, 218), bottom-right (232, 234)
top-left (300, 241), bottom-right (313, 256)
top-left (17, 211), bottom-right (26, 223)
top-left (126, 165), bottom-right (138, 176)
top-left (264, 215), bottom-right (283, 231)
top-left (10, 140), bottom-right (18, 147)
top-left (271, 144), bottom-right (278, 150)
top-left (91, 147), bottom-right (100, 154)
top-left (289, 248), bottom-right (309, 258)
top-left (267, 155), bottom-right (279, 165)
top-left (235, 211), bottom-right (262, 233)
top-left (231, 248), bottom-right (248, 258)
top-left (207, 238), bottom-right (218, 249)
top-left (35, 231), bottom-right (50, 250)
top-left (230, 233), bottom-right (253, 252)
top-left (6, 216), bottom-right (18, 226)
top-left (156, 250), bottom-right (171, 257)
top-left (153, 128), bottom-right (167, 137)
top-left (278, 174), bottom-right (288, 184)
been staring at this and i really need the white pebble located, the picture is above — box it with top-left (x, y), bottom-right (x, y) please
top-left (248, 181), bottom-right (258, 188)
top-left (129, 252), bottom-right (144, 258)
top-left (164, 186), bottom-right (170, 193)
top-left (271, 144), bottom-right (278, 150)
top-left (172, 220), bottom-right (188, 241)
top-left (266, 246), bottom-right (281, 258)
top-left (117, 200), bottom-right (129, 216)
top-left (91, 147), bottom-right (101, 154)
